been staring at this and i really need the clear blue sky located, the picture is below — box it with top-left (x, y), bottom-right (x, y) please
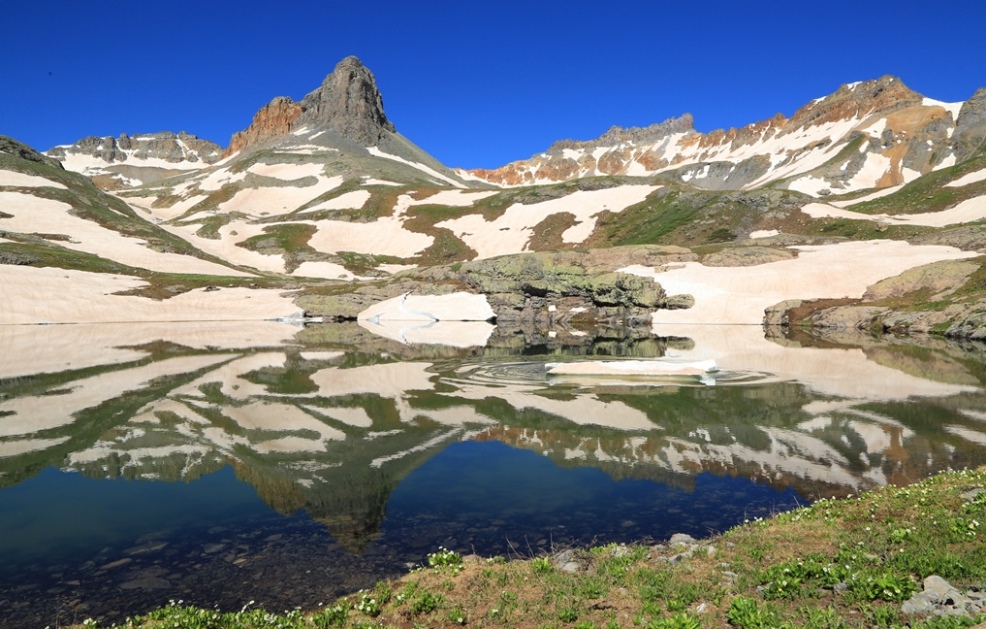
top-left (2, 0), bottom-right (984, 169)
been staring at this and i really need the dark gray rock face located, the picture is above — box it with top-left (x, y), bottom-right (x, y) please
top-left (297, 56), bottom-right (396, 146)
top-left (673, 155), bottom-right (772, 191)
top-left (47, 131), bottom-right (222, 165)
top-left (222, 56), bottom-right (400, 156)
top-left (953, 87), bottom-right (986, 160)
top-left (547, 114), bottom-right (696, 154)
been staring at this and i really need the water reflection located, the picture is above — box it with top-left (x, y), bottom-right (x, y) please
top-left (1, 321), bottom-right (985, 627)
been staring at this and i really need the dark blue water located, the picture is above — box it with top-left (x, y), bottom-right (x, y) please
top-left (0, 466), bottom-right (276, 568)
top-left (0, 441), bottom-right (804, 627)
top-left (383, 440), bottom-right (803, 551)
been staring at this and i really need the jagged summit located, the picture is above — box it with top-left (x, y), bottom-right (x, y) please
top-left (298, 56), bottom-right (395, 143)
top-left (462, 75), bottom-right (975, 191)
top-left (44, 131), bottom-right (223, 188)
top-left (224, 55), bottom-right (396, 156)
top-left (788, 75), bottom-right (921, 128)
top-left (48, 131), bottom-right (222, 166)
top-left (547, 115), bottom-right (696, 154)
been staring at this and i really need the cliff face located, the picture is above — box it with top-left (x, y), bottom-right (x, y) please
top-left (953, 87), bottom-right (986, 161)
top-left (44, 131), bottom-right (224, 188)
top-left (222, 56), bottom-right (396, 157)
top-left (47, 131), bottom-right (222, 167)
top-left (297, 55), bottom-right (395, 144)
top-left (223, 96), bottom-right (304, 158)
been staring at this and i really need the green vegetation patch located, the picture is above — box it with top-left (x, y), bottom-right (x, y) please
top-left (74, 467), bottom-right (986, 629)
top-left (588, 185), bottom-right (801, 248)
top-left (852, 154), bottom-right (986, 216)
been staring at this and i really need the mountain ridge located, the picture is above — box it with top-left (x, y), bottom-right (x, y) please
top-left (40, 65), bottom-right (986, 201)
top-left (461, 75), bottom-right (981, 195)
top-left (4, 57), bottom-right (986, 341)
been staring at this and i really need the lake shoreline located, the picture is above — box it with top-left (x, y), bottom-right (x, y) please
top-left (65, 466), bottom-right (986, 629)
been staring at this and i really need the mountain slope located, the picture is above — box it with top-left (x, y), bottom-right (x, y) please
top-left (47, 131), bottom-right (222, 189)
top-left (0, 135), bottom-right (304, 324)
top-left (461, 77), bottom-right (983, 198)
top-left (7, 61), bottom-right (986, 339)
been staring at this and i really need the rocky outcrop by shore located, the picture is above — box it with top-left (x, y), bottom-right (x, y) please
top-left (764, 257), bottom-right (986, 340)
top-left (297, 246), bottom-right (694, 333)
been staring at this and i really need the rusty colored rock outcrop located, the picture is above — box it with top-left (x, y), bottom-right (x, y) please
top-left (223, 96), bottom-right (303, 157)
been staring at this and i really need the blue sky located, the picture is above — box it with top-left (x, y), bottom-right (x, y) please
top-left (2, 0), bottom-right (984, 169)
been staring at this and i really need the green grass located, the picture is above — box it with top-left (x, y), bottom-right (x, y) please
top-left (70, 467), bottom-right (986, 629)
top-left (850, 154), bottom-right (986, 216)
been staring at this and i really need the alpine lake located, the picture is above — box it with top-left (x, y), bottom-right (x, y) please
top-left (2, 319), bottom-right (986, 628)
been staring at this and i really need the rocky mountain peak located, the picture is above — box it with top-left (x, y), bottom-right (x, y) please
top-left (47, 131), bottom-right (223, 167)
top-left (224, 56), bottom-right (397, 157)
top-left (297, 55), bottom-right (396, 144)
top-left (548, 114), bottom-right (695, 154)
top-left (789, 75), bottom-right (922, 129)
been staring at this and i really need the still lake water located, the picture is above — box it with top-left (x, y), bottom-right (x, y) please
top-left (1, 319), bottom-right (985, 627)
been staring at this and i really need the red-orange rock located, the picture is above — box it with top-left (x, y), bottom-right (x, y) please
top-left (223, 96), bottom-right (303, 158)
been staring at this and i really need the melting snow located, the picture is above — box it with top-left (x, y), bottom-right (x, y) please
top-left (436, 184), bottom-right (658, 259)
top-left (749, 229), bottom-right (780, 239)
top-left (858, 118), bottom-right (887, 138)
top-left (803, 197), bottom-right (986, 227)
top-left (845, 151), bottom-right (892, 190)
top-left (0, 191), bottom-right (249, 276)
top-left (622, 240), bottom-right (976, 327)
top-left (0, 169), bottom-right (67, 189)
top-left (922, 97), bottom-right (964, 120)
top-left (246, 162), bottom-right (327, 180)
top-left (300, 190), bottom-right (372, 212)
top-left (787, 175), bottom-right (832, 196)
top-left (946, 168), bottom-right (986, 188)
top-left (829, 185), bottom-right (903, 208)
top-left (414, 190), bottom-right (498, 206)
top-left (218, 175), bottom-right (344, 215)
top-left (367, 146), bottom-right (464, 187)
top-left (55, 151), bottom-right (206, 173)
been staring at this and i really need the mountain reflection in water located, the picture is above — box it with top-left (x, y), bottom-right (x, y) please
top-left (1, 321), bottom-right (985, 628)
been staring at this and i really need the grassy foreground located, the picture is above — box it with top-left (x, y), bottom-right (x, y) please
top-left (73, 468), bottom-right (986, 629)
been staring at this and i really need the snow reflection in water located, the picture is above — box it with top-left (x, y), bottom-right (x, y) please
top-left (0, 322), bottom-right (985, 628)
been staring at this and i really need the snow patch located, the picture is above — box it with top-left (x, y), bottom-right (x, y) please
top-left (858, 118), bottom-right (887, 138)
top-left (749, 229), bottom-right (780, 239)
top-left (362, 177), bottom-right (401, 186)
top-left (247, 162), bottom-right (326, 180)
top-left (829, 185), bottom-right (902, 208)
top-left (946, 168), bottom-right (986, 188)
top-left (787, 175), bottom-right (831, 196)
top-left (922, 97), bottom-right (964, 120)
top-left (0, 191), bottom-right (249, 276)
top-left (412, 189), bottom-right (498, 207)
top-left (845, 151), bottom-right (892, 190)
top-left (218, 175), bottom-right (344, 215)
top-left (367, 146), bottom-right (464, 187)
top-left (802, 197), bottom-right (986, 227)
top-left (621, 240), bottom-right (975, 329)
top-left (0, 170), bottom-right (67, 189)
top-left (300, 190), bottom-right (371, 212)
top-left (437, 185), bottom-right (658, 259)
